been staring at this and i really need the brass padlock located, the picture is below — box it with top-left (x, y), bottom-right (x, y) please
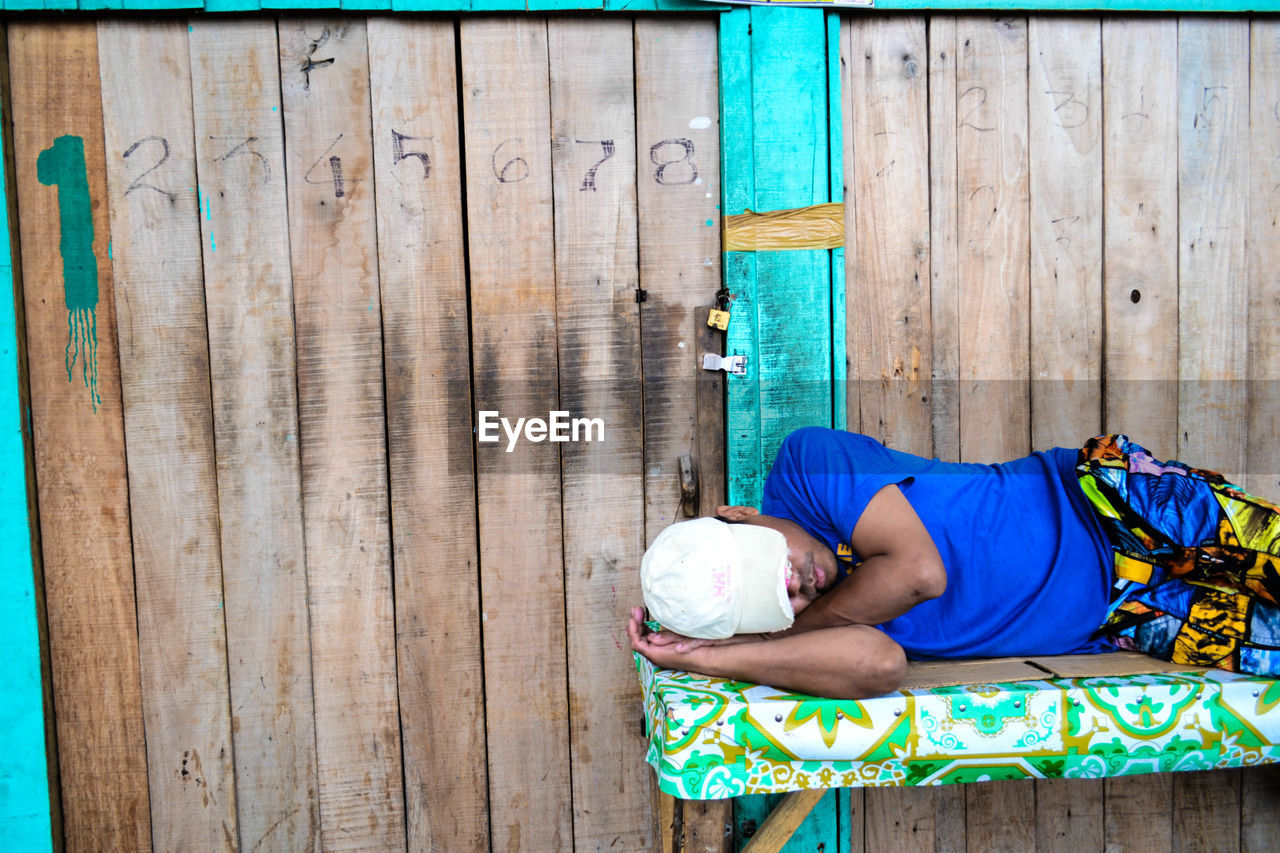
top-left (707, 308), bottom-right (731, 331)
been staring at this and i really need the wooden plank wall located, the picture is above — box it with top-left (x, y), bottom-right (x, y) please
top-left (7, 14), bottom-right (720, 851)
top-left (843, 13), bottom-right (1280, 853)
top-left (9, 11), bottom-right (1280, 853)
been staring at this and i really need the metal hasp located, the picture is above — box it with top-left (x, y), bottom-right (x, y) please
top-left (702, 353), bottom-right (748, 376)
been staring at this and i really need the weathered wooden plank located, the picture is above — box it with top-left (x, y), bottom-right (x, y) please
top-left (955, 16), bottom-right (1031, 462)
top-left (0, 21), bottom-right (55, 851)
top-left (277, 19), bottom-right (404, 851)
top-left (927, 15), bottom-right (960, 461)
top-left (460, 18), bottom-right (572, 851)
top-left (845, 14), bottom-right (931, 455)
top-left (1100, 17), bottom-right (1178, 454)
top-left (1242, 766), bottom-right (1280, 853)
top-left (1177, 17), bottom-right (1249, 481)
top-left (365, 18), bottom-right (487, 853)
top-left (187, 18), bottom-right (320, 852)
top-left (1174, 770), bottom-right (1241, 853)
top-left (967, 779), bottom-right (1035, 852)
top-left (636, 18), bottom-right (727, 848)
top-left (547, 16), bottom-right (652, 852)
top-left (864, 785), bottom-right (966, 853)
top-left (8, 22), bottom-right (151, 852)
top-left (97, 19), bottom-right (237, 851)
top-left (1246, 19), bottom-right (1280, 498)
top-left (637, 17), bottom-right (724, 545)
top-left (1027, 16), bottom-right (1102, 450)
top-left (1034, 778), bottom-right (1103, 853)
top-left (1105, 775), bottom-right (1173, 852)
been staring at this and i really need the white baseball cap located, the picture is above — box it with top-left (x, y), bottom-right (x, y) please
top-left (640, 517), bottom-right (794, 639)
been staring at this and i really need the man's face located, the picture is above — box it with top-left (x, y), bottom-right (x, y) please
top-left (735, 513), bottom-right (837, 614)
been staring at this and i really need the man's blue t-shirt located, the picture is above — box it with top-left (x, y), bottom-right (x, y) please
top-left (761, 428), bottom-right (1113, 659)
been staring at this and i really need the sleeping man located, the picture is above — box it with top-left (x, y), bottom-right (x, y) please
top-left (627, 427), bottom-right (1280, 699)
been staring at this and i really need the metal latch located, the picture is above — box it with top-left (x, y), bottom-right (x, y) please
top-left (702, 353), bottom-right (747, 376)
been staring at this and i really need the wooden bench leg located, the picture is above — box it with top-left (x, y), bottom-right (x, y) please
top-left (740, 789), bottom-right (827, 853)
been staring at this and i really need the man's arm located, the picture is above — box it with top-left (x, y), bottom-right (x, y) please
top-left (628, 608), bottom-right (906, 700)
top-left (792, 484), bottom-right (945, 632)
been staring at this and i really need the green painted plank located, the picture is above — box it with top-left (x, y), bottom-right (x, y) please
top-left (0, 82), bottom-right (54, 853)
top-left (827, 10), bottom-right (846, 433)
top-left (724, 5), bottom-right (832, 508)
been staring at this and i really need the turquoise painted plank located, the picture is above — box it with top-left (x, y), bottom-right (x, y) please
top-left (838, 788), bottom-right (852, 853)
top-left (827, 11), bottom-right (846, 433)
top-left (604, 0), bottom-right (657, 8)
top-left (202, 0), bottom-right (260, 11)
top-left (655, 0), bottom-right (732, 8)
top-left (725, 5), bottom-right (832, 508)
top-left (734, 790), bottom-right (842, 852)
top-left (0, 85), bottom-right (54, 853)
top-left (527, 0), bottom-right (601, 9)
top-left (343, 0), bottom-right (390, 10)
top-left (80, 0), bottom-right (127, 10)
top-left (123, 0), bottom-right (200, 8)
top-left (261, 0), bottom-right (337, 9)
top-left (720, 8), bottom-right (762, 507)
top-left (393, 0), bottom-right (468, 8)
top-left (44, 0), bottom-right (78, 8)
top-left (468, 0), bottom-right (525, 9)
top-left (3, 0), bottom-right (45, 11)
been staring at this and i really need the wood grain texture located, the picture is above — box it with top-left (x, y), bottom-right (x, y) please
top-left (864, 785), bottom-right (965, 853)
top-left (927, 15), bottom-right (961, 462)
top-left (636, 17), bottom-right (722, 542)
top-left (1173, 770), bottom-right (1241, 853)
top-left (1034, 778), bottom-right (1103, 853)
top-left (965, 779), bottom-right (1035, 853)
top-left (845, 15), bottom-right (932, 456)
top-left (1101, 17), bottom-right (1178, 454)
top-left (461, 18), bottom-right (571, 851)
top-left (1246, 19), bottom-right (1280, 498)
top-left (1176, 17), bottom-right (1250, 481)
top-left (8, 21), bottom-right (151, 852)
top-left (1105, 774), bottom-right (1173, 852)
top-left (548, 17), bottom-right (653, 852)
top-left (97, 19), bottom-right (237, 851)
top-left (278, 19), bottom-right (404, 851)
top-left (188, 19), bottom-right (320, 851)
top-left (1027, 16), bottom-right (1102, 449)
top-left (955, 16), bottom-right (1031, 462)
top-left (1242, 765), bottom-right (1280, 853)
top-left (365, 18), bottom-right (487, 853)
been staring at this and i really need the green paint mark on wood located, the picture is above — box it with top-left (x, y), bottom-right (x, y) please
top-left (37, 135), bottom-right (101, 411)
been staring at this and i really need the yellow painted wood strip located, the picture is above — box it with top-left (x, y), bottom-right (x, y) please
top-left (635, 17), bottom-right (722, 546)
top-left (548, 17), bottom-right (654, 851)
top-left (926, 15), bottom-right (960, 461)
top-left (1177, 17), bottom-right (1250, 482)
top-left (1101, 17), bottom-right (1178, 457)
top-left (1245, 20), bottom-right (1280, 500)
top-left (97, 19), bottom-right (237, 850)
top-left (188, 19), bottom-right (321, 850)
top-left (278, 19), bottom-right (405, 851)
top-left (845, 15), bottom-right (931, 456)
top-left (8, 22), bottom-right (151, 851)
top-left (722, 202), bottom-right (844, 251)
top-left (365, 18), bottom-right (488, 852)
top-left (1027, 16), bottom-right (1102, 449)
top-left (461, 18), bottom-right (572, 850)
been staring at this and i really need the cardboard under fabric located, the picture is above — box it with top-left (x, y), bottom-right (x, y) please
top-left (635, 652), bottom-right (1280, 799)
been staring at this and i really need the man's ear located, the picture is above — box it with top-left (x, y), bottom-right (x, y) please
top-left (716, 505), bottom-right (759, 522)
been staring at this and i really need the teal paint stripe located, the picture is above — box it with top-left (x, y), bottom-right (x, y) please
top-left (468, 0), bottom-right (525, 9)
top-left (80, 0), bottom-right (127, 10)
top-left (604, 0), bottom-right (657, 8)
top-left (734, 790), bottom-right (842, 853)
top-left (3, 0), bottom-right (45, 11)
top-left (528, 0), bottom-right (601, 9)
top-left (827, 11), bottom-right (846, 433)
top-left (866, 0), bottom-right (1279, 8)
top-left (0, 92), bottom-right (54, 853)
top-left (44, 0), bottom-right (77, 9)
top-left (261, 0), bottom-right (338, 9)
top-left (342, 0), bottom-right (391, 10)
top-left (123, 0), bottom-right (201, 8)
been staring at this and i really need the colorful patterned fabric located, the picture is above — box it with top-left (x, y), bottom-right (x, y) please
top-left (1076, 435), bottom-right (1280, 676)
top-left (635, 655), bottom-right (1280, 798)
